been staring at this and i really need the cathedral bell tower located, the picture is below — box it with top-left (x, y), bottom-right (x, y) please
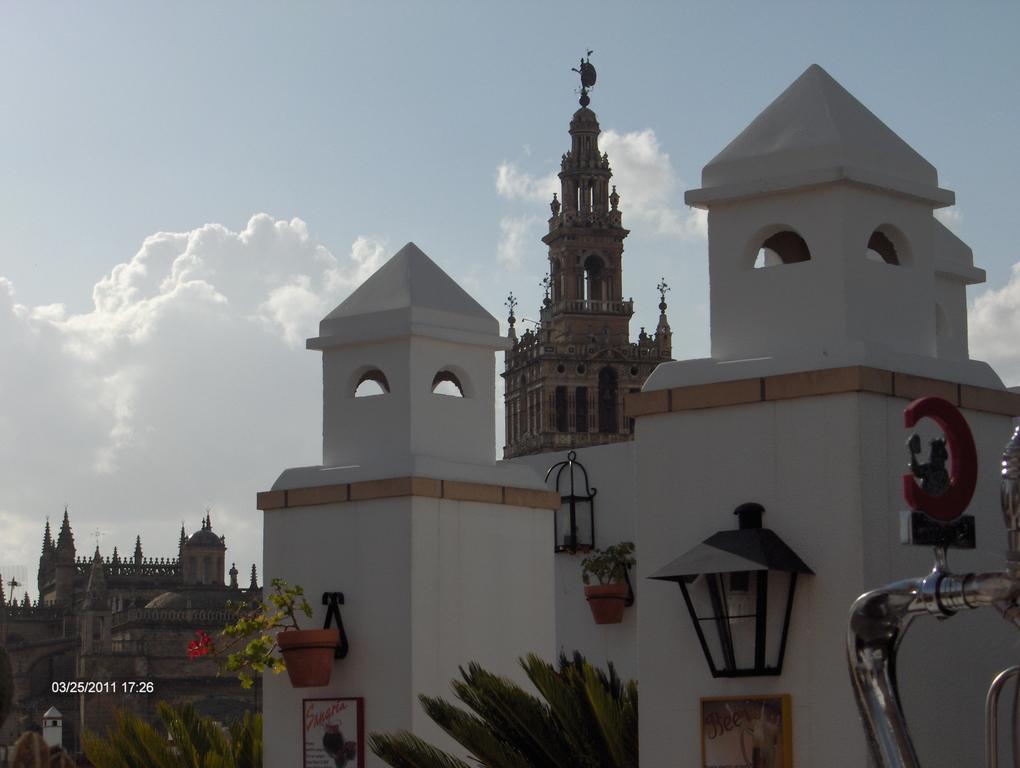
top-left (503, 54), bottom-right (671, 458)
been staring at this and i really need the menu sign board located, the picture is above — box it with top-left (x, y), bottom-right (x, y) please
top-left (303, 697), bottom-right (364, 768)
top-left (700, 695), bottom-right (792, 768)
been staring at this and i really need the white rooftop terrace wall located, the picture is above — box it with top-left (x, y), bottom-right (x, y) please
top-left (261, 242), bottom-right (556, 766)
top-left (703, 184), bottom-right (939, 363)
top-left (633, 63), bottom-right (1019, 767)
top-left (310, 242), bottom-right (506, 474)
top-left (509, 441), bottom-right (638, 682)
top-left (669, 63), bottom-right (994, 391)
top-left (263, 495), bottom-right (555, 767)
top-left (635, 394), bottom-right (1016, 768)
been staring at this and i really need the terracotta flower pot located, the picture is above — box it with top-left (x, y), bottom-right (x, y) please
top-left (277, 628), bottom-right (340, 687)
top-left (584, 583), bottom-right (630, 624)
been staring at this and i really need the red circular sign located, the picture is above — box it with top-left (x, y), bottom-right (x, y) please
top-left (902, 396), bottom-right (977, 522)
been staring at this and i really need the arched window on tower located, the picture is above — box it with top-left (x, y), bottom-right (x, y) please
top-left (598, 367), bottom-right (618, 434)
top-left (431, 370), bottom-right (464, 397)
top-left (865, 226), bottom-right (910, 265)
top-left (575, 386), bottom-right (589, 433)
top-left (519, 377), bottom-right (529, 437)
top-left (555, 386), bottom-right (568, 432)
top-left (754, 230), bottom-right (811, 268)
top-left (584, 256), bottom-right (605, 301)
top-left (354, 369), bottom-right (389, 397)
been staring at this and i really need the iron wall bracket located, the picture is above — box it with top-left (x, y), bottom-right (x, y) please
top-left (321, 592), bottom-right (350, 659)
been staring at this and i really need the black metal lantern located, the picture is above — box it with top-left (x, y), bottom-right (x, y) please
top-left (545, 451), bottom-right (596, 553)
top-left (649, 503), bottom-right (812, 677)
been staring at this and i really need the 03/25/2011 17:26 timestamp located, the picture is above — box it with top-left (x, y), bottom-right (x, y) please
top-left (50, 681), bottom-right (155, 694)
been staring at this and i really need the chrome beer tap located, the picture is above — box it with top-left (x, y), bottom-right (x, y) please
top-left (848, 399), bottom-right (1020, 768)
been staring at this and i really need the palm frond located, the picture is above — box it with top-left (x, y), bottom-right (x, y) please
top-left (371, 652), bottom-right (638, 768)
top-left (368, 730), bottom-right (474, 768)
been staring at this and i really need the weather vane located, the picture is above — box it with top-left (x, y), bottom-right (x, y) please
top-left (657, 277), bottom-right (670, 312)
top-left (505, 292), bottom-right (518, 330)
top-left (572, 50), bottom-right (597, 107)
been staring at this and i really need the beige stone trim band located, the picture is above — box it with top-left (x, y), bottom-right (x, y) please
top-left (624, 366), bottom-right (1020, 418)
top-left (258, 477), bottom-right (560, 511)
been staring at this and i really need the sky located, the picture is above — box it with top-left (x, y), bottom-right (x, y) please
top-left (1, 2), bottom-right (1019, 599)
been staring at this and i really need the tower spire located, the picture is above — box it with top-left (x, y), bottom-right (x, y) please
top-left (655, 277), bottom-right (672, 358)
top-left (42, 518), bottom-right (54, 554)
top-left (133, 535), bottom-right (143, 565)
top-left (505, 293), bottom-right (518, 342)
top-left (249, 563), bottom-right (258, 591)
top-left (56, 506), bottom-right (75, 557)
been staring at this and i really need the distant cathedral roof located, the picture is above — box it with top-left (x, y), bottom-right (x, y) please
top-left (145, 587), bottom-right (237, 610)
top-left (688, 64), bottom-right (952, 206)
top-left (186, 529), bottom-right (224, 547)
top-left (308, 242), bottom-right (504, 349)
top-left (186, 513), bottom-right (224, 548)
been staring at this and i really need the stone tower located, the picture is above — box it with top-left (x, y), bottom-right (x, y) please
top-left (53, 509), bottom-right (76, 605)
top-left (503, 56), bottom-right (671, 459)
top-left (180, 513), bottom-right (225, 585)
top-left (79, 550), bottom-right (111, 655)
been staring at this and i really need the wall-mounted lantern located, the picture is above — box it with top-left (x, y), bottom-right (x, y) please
top-left (649, 503), bottom-right (812, 677)
top-left (546, 451), bottom-right (596, 553)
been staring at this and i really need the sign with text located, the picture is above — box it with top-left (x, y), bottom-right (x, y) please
top-left (700, 695), bottom-right (792, 768)
top-left (303, 697), bottom-right (364, 768)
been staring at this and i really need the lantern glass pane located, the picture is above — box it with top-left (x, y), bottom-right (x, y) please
top-left (687, 575), bottom-right (727, 672)
top-left (686, 569), bottom-right (799, 675)
top-left (555, 500), bottom-right (593, 551)
top-left (722, 572), bottom-right (755, 671)
top-left (764, 570), bottom-right (795, 669)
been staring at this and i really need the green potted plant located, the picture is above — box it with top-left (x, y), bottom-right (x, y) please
top-left (581, 542), bottom-right (635, 624)
top-left (188, 578), bottom-right (339, 688)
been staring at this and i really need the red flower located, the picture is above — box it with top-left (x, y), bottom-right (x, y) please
top-left (187, 630), bottom-right (213, 658)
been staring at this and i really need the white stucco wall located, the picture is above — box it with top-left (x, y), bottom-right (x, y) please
top-left (408, 497), bottom-right (555, 748)
top-left (322, 336), bottom-right (500, 472)
top-left (510, 442), bottom-right (638, 682)
top-left (706, 185), bottom-right (937, 364)
top-left (263, 495), bottom-right (555, 767)
top-left (634, 393), bottom-right (1016, 768)
top-left (262, 498), bottom-right (412, 768)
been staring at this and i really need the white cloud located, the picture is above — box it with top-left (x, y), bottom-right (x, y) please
top-left (495, 162), bottom-right (558, 202)
top-left (0, 215), bottom-right (387, 598)
top-left (970, 261), bottom-right (1020, 385)
top-left (599, 129), bottom-right (704, 240)
top-left (935, 206), bottom-right (963, 232)
top-left (497, 215), bottom-right (542, 269)
top-left (495, 128), bottom-right (704, 242)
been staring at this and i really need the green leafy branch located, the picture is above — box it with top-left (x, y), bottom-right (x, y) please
top-left (190, 578), bottom-right (313, 689)
top-left (581, 542), bottom-right (635, 586)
